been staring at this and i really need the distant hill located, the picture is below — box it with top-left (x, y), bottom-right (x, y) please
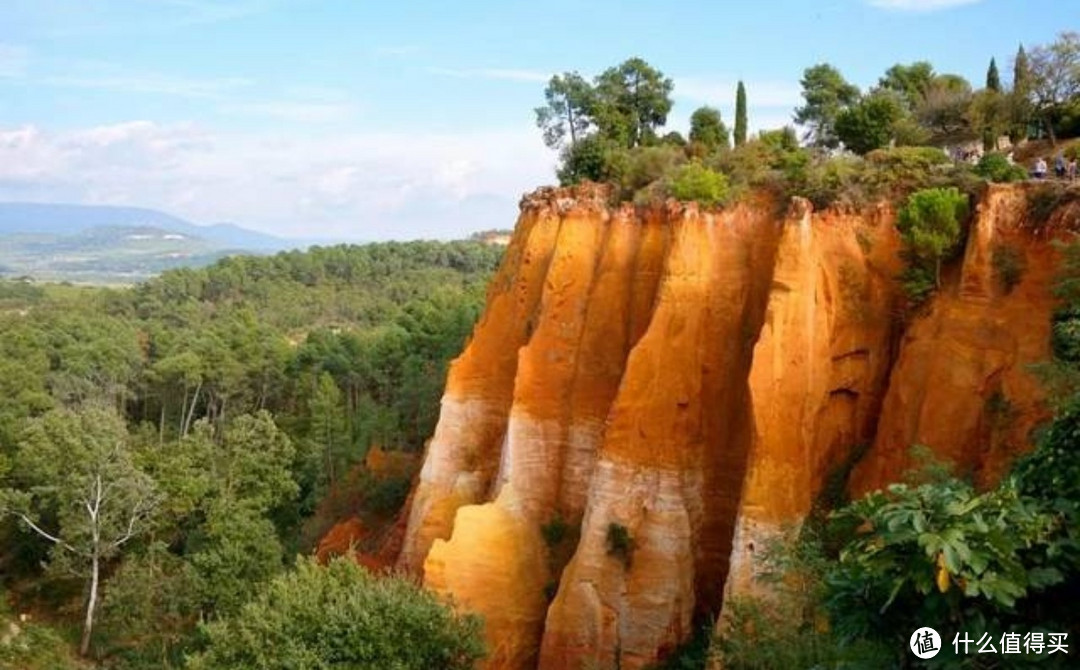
top-left (0, 202), bottom-right (303, 283)
top-left (0, 202), bottom-right (290, 251)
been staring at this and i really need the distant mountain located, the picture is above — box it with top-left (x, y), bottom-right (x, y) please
top-left (0, 203), bottom-right (292, 251)
top-left (0, 202), bottom-right (304, 284)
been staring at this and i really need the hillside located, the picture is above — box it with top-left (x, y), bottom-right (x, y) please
top-left (0, 202), bottom-right (297, 283)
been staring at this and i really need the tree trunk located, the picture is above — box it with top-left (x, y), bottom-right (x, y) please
top-left (80, 549), bottom-right (99, 656)
top-left (182, 381), bottom-right (202, 437)
top-left (1046, 111), bottom-right (1057, 146)
top-left (935, 256), bottom-right (942, 289)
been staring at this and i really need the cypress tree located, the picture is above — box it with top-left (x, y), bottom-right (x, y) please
top-left (734, 81), bottom-right (748, 146)
top-left (1011, 45), bottom-right (1032, 142)
top-left (986, 57), bottom-right (1001, 92)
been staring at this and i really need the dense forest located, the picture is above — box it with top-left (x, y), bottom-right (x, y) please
top-left (0, 240), bottom-right (502, 668)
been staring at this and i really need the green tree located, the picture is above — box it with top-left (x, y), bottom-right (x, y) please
top-left (834, 90), bottom-right (905, 155)
top-left (1027, 32), bottom-right (1080, 145)
top-left (794, 63), bottom-right (861, 149)
top-left (734, 81), bottom-right (748, 146)
top-left (916, 74), bottom-right (974, 145)
top-left (987, 56), bottom-right (1002, 92)
top-left (308, 372), bottom-right (347, 488)
top-left (896, 187), bottom-right (968, 290)
top-left (1, 407), bottom-right (161, 656)
top-left (556, 134), bottom-right (614, 185)
top-left (592, 57), bottom-right (674, 148)
top-left (534, 72), bottom-right (594, 150)
top-left (186, 556), bottom-right (486, 670)
top-left (688, 106), bottom-right (729, 152)
top-left (1011, 44), bottom-right (1034, 141)
top-left (878, 61), bottom-right (936, 109)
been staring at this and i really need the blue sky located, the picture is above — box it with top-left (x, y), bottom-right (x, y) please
top-left (0, 0), bottom-right (1066, 239)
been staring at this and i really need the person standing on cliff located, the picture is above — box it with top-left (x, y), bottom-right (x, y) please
top-left (1034, 157), bottom-right (1048, 179)
top-left (1055, 153), bottom-right (1067, 179)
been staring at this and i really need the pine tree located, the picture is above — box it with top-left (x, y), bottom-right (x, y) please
top-left (986, 57), bottom-right (1001, 92)
top-left (734, 81), bottom-right (748, 146)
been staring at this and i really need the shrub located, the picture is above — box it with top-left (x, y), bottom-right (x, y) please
top-left (606, 522), bottom-right (635, 568)
top-left (557, 135), bottom-right (616, 186)
top-left (974, 152), bottom-right (1028, 183)
top-left (541, 514), bottom-right (570, 548)
top-left (186, 556), bottom-right (485, 670)
top-left (991, 243), bottom-right (1026, 294)
top-left (863, 146), bottom-right (954, 195)
top-left (609, 145), bottom-right (686, 202)
top-left (667, 162), bottom-right (731, 208)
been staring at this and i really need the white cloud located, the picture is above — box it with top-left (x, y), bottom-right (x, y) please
top-left (0, 122), bottom-right (556, 240)
top-left (0, 45), bottom-right (28, 78)
top-left (866, 0), bottom-right (983, 10)
top-left (426, 67), bottom-right (552, 83)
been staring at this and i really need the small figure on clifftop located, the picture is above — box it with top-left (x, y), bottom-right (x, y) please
top-left (1068, 158), bottom-right (1078, 182)
top-left (1055, 153), bottom-right (1067, 179)
top-left (1034, 157), bottom-right (1048, 179)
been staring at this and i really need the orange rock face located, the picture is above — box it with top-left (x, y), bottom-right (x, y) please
top-left (395, 183), bottom-right (1071, 670)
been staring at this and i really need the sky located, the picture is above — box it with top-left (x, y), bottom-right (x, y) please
top-left (0, 0), bottom-right (1068, 240)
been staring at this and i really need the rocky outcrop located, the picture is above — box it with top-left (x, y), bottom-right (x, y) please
top-left (394, 182), bottom-right (1073, 670)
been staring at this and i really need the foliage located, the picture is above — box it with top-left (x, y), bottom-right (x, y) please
top-left (734, 81), bottom-right (748, 147)
top-left (878, 61), bottom-right (936, 110)
top-left (535, 72), bottom-right (594, 150)
top-left (991, 243), bottom-right (1026, 294)
top-left (1027, 32), bottom-right (1080, 143)
top-left (593, 58), bottom-right (675, 149)
top-left (186, 556), bottom-right (485, 670)
top-left (973, 152), bottom-right (1028, 182)
top-left (712, 527), bottom-right (890, 670)
top-left (835, 90), bottom-right (906, 155)
top-left (606, 522), bottom-right (635, 568)
top-left (541, 514), bottom-right (570, 549)
top-left (824, 476), bottom-right (1074, 663)
top-left (557, 134), bottom-right (616, 185)
top-left (2, 406), bottom-right (161, 654)
top-left (0, 239), bottom-right (498, 663)
top-left (688, 106), bottom-right (729, 152)
top-left (795, 63), bottom-right (861, 149)
top-left (915, 74), bottom-right (975, 145)
top-left (667, 162), bottom-right (731, 208)
top-left (607, 145), bottom-right (686, 201)
top-left (986, 57), bottom-right (1002, 92)
top-left (896, 186), bottom-right (969, 295)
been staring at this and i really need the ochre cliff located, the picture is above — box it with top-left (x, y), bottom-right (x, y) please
top-left (391, 182), bottom-right (1073, 670)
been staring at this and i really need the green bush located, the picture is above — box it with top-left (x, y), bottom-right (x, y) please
top-left (609, 145), bottom-right (686, 202)
top-left (991, 243), bottom-right (1026, 294)
top-left (863, 146), bottom-right (954, 194)
top-left (974, 152), bottom-right (1029, 183)
top-left (606, 522), bottom-right (635, 568)
top-left (667, 162), bottom-right (731, 208)
top-left (541, 514), bottom-right (570, 548)
top-left (557, 135), bottom-right (617, 185)
top-left (186, 556), bottom-right (485, 670)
